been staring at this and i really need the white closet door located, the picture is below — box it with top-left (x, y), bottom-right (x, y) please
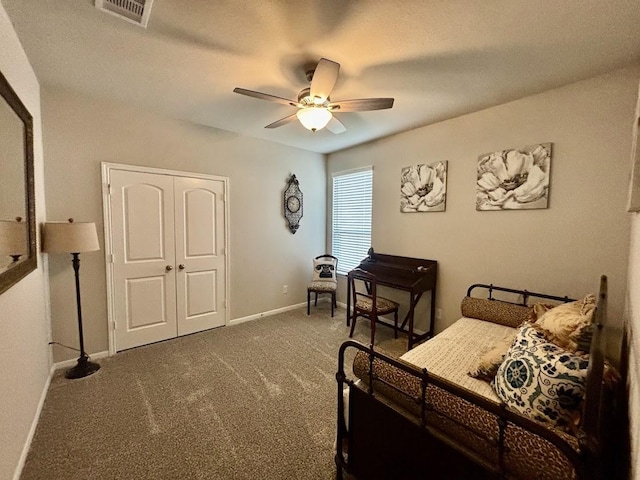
top-left (110, 170), bottom-right (177, 351)
top-left (174, 177), bottom-right (226, 335)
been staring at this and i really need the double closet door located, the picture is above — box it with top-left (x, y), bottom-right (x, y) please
top-left (106, 167), bottom-right (227, 351)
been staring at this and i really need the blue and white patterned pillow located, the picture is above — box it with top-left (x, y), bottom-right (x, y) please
top-left (493, 323), bottom-right (589, 428)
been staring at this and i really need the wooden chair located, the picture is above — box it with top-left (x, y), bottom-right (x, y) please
top-left (307, 254), bottom-right (338, 317)
top-left (348, 268), bottom-right (400, 345)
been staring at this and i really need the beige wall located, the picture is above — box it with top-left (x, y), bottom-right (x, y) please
top-left (42, 87), bottom-right (326, 362)
top-left (0, 3), bottom-right (50, 480)
top-left (328, 67), bottom-right (639, 342)
top-left (628, 78), bottom-right (640, 480)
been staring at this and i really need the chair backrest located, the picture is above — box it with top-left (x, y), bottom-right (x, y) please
top-left (313, 254), bottom-right (338, 283)
top-left (349, 268), bottom-right (380, 311)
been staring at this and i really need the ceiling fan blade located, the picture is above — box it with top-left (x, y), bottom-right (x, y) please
top-left (326, 116), bottom-right (347, 134)
top-left (310, 58), bottom-right (340, 102)
top-left (233, 88), bottom-right (300, 107)
top-left (328, 98), bottom-right (394, 112)
top-left (265, 114), bottom-right (298, 129)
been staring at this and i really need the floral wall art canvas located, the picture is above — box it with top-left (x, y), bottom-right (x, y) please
top-left (401, 161), bottom-right (447, 212)
top-left (476, 143), bottom-right (551, 211)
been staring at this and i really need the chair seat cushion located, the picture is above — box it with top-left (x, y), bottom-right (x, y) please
top-left (355, 295), bottom-right (398, 314)
top-left (308, 281), bottom-right (337, 292)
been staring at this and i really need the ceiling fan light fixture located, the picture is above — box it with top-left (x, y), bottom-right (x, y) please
top-left (233, 57), bottom-right (395, 134)
top-left (296, 107), bottom-right (332, 132)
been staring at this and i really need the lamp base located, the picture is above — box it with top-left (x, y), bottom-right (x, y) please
top-left (65, 356), bottom-right (100, 379)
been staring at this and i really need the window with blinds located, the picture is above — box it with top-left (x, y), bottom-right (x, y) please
top-left (331, 167), bottom-right (373, 275)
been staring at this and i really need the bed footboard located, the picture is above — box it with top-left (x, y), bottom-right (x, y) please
top-left (345, 382), bottom-right (493, 479)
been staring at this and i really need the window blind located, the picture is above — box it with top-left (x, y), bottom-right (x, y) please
top-left (332, 167), bottom-right (373, 275)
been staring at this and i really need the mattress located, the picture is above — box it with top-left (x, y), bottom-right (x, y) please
top-left (400, 316), bottom-right (516, 401)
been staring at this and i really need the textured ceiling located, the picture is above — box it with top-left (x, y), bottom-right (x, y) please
top-left (4, 0), bottom-right (640, 154)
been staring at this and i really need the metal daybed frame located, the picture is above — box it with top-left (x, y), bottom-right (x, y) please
top-left (335, 276), bottom-right (619, 480)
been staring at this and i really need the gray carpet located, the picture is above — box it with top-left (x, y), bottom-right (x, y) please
top-left (21, 305), bottom-right (405, 480)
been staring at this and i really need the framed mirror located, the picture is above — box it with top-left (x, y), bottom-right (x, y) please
top-left (0, 70), bottom-right (36, 295)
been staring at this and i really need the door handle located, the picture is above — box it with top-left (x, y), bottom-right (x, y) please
top-left (165, 265), bottom-right (173, 272)
top-left (178, 264), bottom-right (185, 270)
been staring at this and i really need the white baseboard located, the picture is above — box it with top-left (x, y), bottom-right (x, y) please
top-left (12, 366), bottom-right (53, 480)
top-left (13, 349), bottom-right (111, 479)
top-left (229, 302), bottom-right (309, 326)
top-left (52, 350), bottom-right (110, 371)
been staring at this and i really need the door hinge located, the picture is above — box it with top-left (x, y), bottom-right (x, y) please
top-left (108, 253), bottom-right (114, 263)
top-left (112, 320), bottom-right (117, 330)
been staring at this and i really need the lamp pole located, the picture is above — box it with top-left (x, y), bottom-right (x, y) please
top-left (65, 252), bottom-right (100, 379)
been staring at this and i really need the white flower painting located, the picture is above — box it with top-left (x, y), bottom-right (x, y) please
top-left (400, 161), bottom-right (447, 212)
top-left (476, 143), bottom-right (551, 211)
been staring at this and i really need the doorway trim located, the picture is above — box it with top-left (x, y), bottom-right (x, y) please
top-left (101, 162), bottom-right (230, 355)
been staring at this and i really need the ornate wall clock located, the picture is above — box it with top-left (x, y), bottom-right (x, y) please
top-left (284, 174), bottom-right (303, 234)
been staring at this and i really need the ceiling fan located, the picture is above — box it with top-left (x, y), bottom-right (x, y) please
top-left (233, 58), bottom-right (394, 134)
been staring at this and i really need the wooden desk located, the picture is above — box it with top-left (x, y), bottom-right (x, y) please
top-left (346, 249), bottom-right (437, 349)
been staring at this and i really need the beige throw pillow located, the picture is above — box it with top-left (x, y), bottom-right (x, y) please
top-left (468, 331), bottom-right (517, 381)
top-left (533, 294), bottom-right (595, 353)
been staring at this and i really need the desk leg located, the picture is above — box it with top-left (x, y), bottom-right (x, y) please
top-left (429, 288), bottom-right (436, 339)
top-left (407, 294), bottom-right (417, 350)
top-left (346, 275), bottom-right (351, 327)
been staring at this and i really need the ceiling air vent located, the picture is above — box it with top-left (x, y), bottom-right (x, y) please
top-left (95, 0), bottom-right (154, 28)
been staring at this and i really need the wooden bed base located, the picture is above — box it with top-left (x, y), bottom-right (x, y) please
top-left (335, 276), bottom-right (619, 480)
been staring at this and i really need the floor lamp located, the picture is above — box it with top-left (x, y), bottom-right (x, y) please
top-left (43, 219), bottom-right (101, 379)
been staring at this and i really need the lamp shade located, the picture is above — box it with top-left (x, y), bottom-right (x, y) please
top-left (296, 107), bottom-right (332, 132)
top-left (0, 220), bottom-right (27, 255)
top-left (42, 221), bottom-right (100, 254)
